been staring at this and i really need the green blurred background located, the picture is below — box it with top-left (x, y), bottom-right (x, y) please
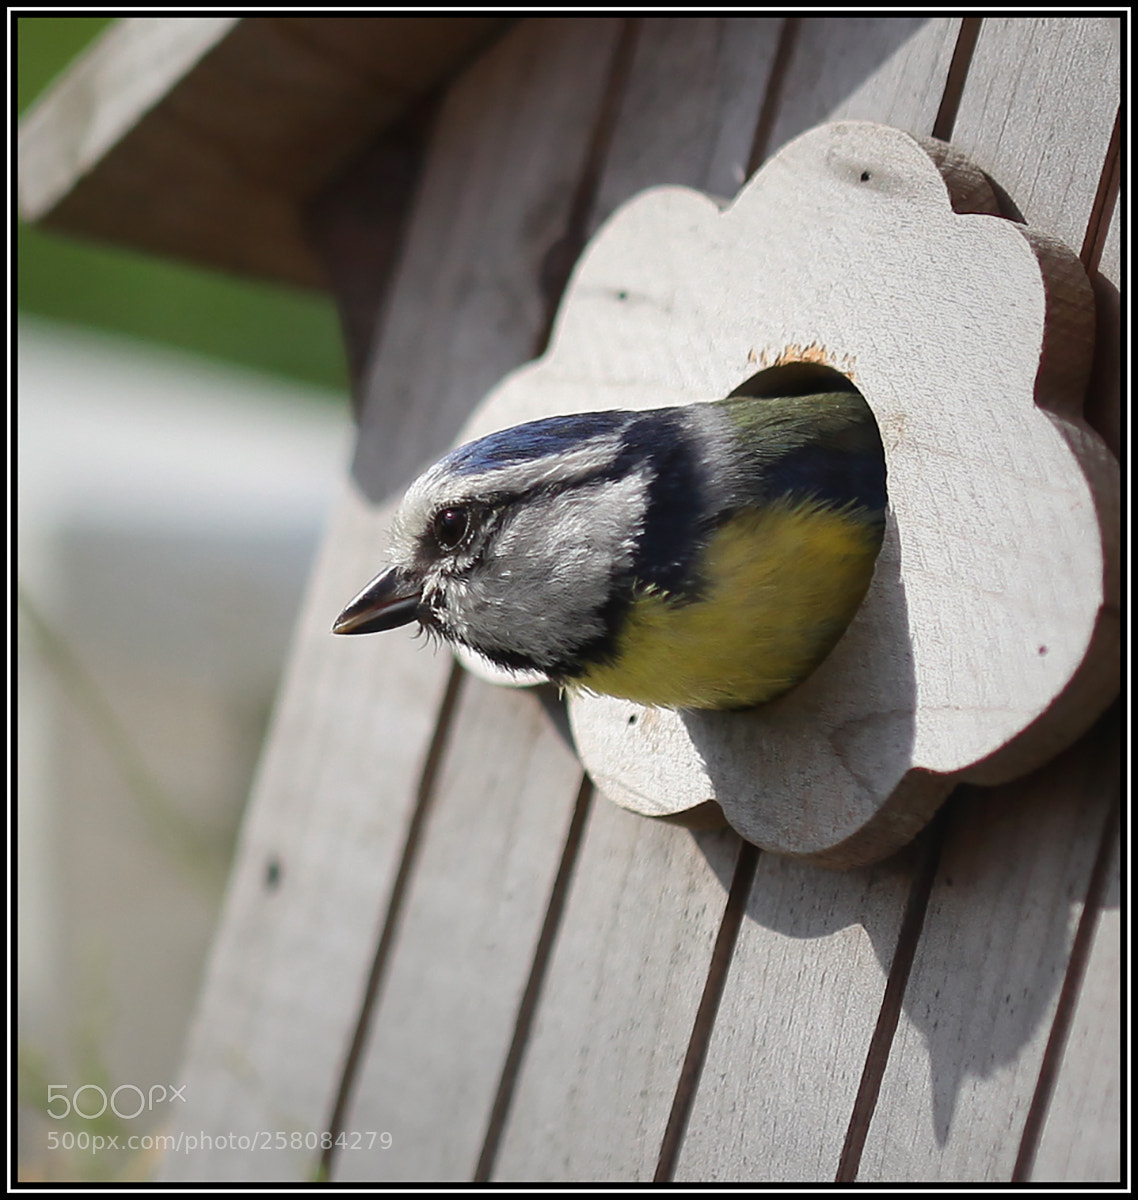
top-left (17, 16), bottom-right (348, 393)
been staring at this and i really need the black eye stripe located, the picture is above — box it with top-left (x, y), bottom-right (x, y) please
top-left (424, 468), bottom-right (619, 559)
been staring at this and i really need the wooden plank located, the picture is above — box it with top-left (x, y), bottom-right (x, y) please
top-left (334, 679), bottom-right (583, 1182)
top-left (483, 16), bottom-right (784, 1181)
top-left (854, 17), bottom-right (1121, 1181)
top-left (820, 17), bottom-right (963, 130)
top-left (319, 16), bottom-right (628, 1182)
top-left (19, 16), bottom-right (512, 287)
top-left (164, 14), bottom-right (621, 1182)
top-left (351, 16), bottom-right (626, 499)
top-left (768, 16), bottom-right (962, 153)
top-left (1029, 805), bottom-right (1121, 1183)
top-left (665, 21), bottom-right (972, 1181)
top-left (1028, 176), bottom-right (1120, 1192)
top-left (592, 15), bottom-right (783, 214)
top-left (950, 16), bottom-right (1120, 251)
top-left (306, 125), bottom-right (425, 400)
top-left (675, 851), bottom-right (916, 1181)
top-left (856, 731), bottom-right (1117, 1181)
top-left (494, 806), bottom-right (740, 1182)
top-left (160, 489), bottom-right (455, 1182)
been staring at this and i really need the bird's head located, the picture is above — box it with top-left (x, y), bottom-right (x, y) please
top-left (332, 409), bottom-right (677, 679)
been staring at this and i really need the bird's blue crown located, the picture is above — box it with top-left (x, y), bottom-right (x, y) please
top-left (444, 411), bottom-right (633, 475)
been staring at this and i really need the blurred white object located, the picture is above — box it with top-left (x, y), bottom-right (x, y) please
top-left (17, 316), bottom-right (350, 1174)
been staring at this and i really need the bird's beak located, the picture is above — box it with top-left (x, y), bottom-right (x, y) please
top-left (332, 567), bottom-right (422, 635)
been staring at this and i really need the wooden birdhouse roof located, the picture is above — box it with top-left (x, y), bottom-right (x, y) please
top-left (18, 17), bottom-right (512, 288)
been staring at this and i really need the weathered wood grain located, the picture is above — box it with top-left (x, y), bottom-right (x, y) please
top-left (34, 13), bottom-right (1114, 1187)
top-left (856, 729), bottom-right (1117, 1181)
top-left (951, 17), bottom-right (1120, 251)
top-left (1025, 118), bottom-right (1120, 1193)
top-left (670, 34), bottom-right (970, 1180)
top-left (675, 849), bottom-right (917, 1181)
top-left (322, 16), bottom-right (628, 1182)
top-left (453, 18), bottom-right (1118, 1180)
top-left (768, 17), bottom-right (962, 152)
top-left (161, 488), bottom-right (455, 1181)
top-left (1029, 803), bottom-right (1120, 1183)
top-left (854, 22), bottom-right (1121, 1176)
top-left (334, 679), bottom-right (583, 1182)
top-left (591, 15), bottom-right (783, 216)
top-left (482, 17), bottom-right (783, 1181)
top-left (492, 805), bottom-right (740, 1182)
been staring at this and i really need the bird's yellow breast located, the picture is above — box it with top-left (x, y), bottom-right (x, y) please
top-left (573, 499), bottom-right (881, 709)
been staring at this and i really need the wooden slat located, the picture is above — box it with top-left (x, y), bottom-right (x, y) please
top-left (591, 15), bottom-right (784, 215)
top-left (1028, 165), bottom-right (1121, 1192)
top-left (854, 16), bottom-right (1120, 1180)
top-left (767, 16), bottom-right (962, 153)
top-left (675, 850), bottom-right (918, 1181)
top-left (18, 16), bottom-right (512, 288)
top-left (1030, 803), bottom-right (1121, 1182)
top-left (856, 733), bottom-right (1117, 1181)
top-left (160, 489), bottom-right (455, 1181)
top-left (318, 16), bottom-right (628, 1182)
top-left (305, 126), bottom-right (426, 399)
top-left (950, 17), bottom-right (1120, 249)
top-left (334, 679), bottom-right (583, 1182)
top-left (662, 18), bottom-right (964, 1182)
top-left (478, 17), bottom-right (784, 1182)
top-left (162, 14), bottom-right (621, 1182)
top-left (495, 806), bottom-right (741, 1182)
top-left (18, 17), bottom-right (237, 217)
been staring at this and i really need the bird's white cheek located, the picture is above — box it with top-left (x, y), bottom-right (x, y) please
top-left (418, 471), bottom-right (650, 668)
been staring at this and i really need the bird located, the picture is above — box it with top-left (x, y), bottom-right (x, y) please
top-left (332, 380), bottom-right (887, 711)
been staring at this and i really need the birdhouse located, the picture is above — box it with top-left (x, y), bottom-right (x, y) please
top-left (21, 16), bottom-right (1120, 1184)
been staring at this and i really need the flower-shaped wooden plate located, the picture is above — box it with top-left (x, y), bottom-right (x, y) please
top-left (450, 121), bottom-right (1118, 867)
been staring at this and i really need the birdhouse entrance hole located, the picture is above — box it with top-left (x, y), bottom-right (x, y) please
top-left (727, 358), bottom-right (861, 401)
top-left (725, 357), bottom-right (888, 508)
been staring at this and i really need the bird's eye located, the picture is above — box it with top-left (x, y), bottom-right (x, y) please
top-left (432, 505), bottom-right (470, 551)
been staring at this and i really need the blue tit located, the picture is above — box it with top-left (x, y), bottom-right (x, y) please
top-left (333, 384), bottom-right (886, 711)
